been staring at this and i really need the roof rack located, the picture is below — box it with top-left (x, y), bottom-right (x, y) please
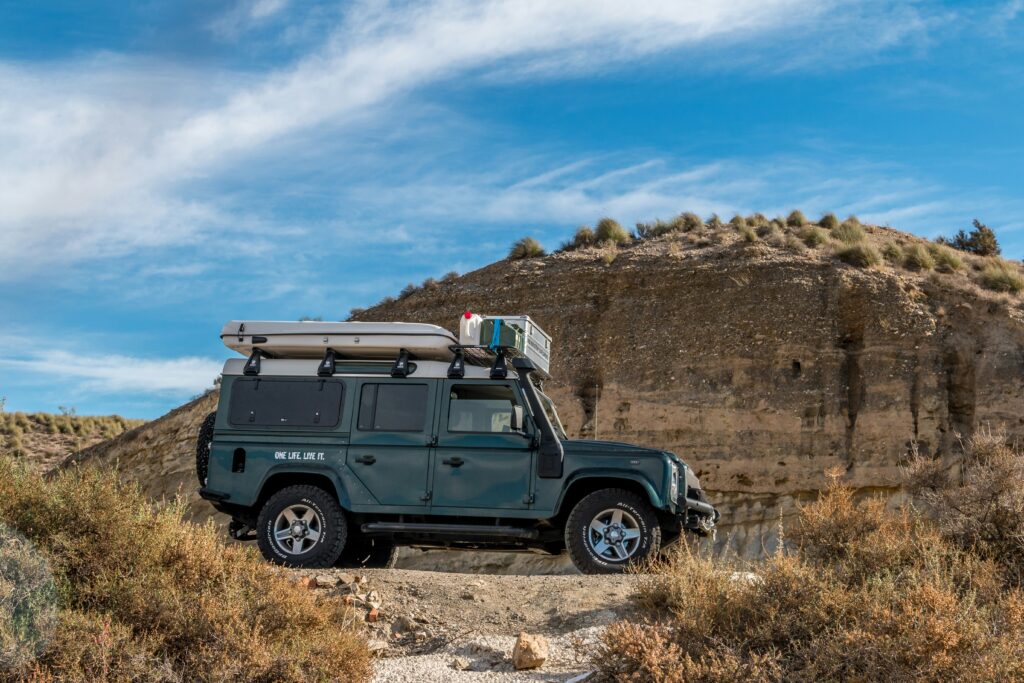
top-left (445, 344), bottom-right (547, 381)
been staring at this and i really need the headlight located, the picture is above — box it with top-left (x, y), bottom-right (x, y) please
top-left (670, 463), bottom-right (680, 500)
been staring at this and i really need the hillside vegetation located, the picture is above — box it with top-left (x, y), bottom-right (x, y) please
top-left (0, 457), bottom-right (370, 682)
top-left (0, 411), bottom-right (145, 472)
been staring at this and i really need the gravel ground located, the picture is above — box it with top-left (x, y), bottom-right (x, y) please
top-left (290, 567), bottom-right (641, 682)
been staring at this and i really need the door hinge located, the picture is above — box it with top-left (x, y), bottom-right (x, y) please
top-left (420, 492), bottom-right (432, 502)
top-left (522, 493), bottom-right (535, 504)
top-left (426, 435), bottom-right (438, 447)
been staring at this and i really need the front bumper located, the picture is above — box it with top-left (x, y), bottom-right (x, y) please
top-left (679, 493), bottom-right (719, 535)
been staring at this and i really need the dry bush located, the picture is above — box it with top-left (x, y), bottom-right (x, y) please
top-left (398, 282), bottom-right (417, 299)
top-left (979, 258), bottom-right (1024, 293)
top-left (596, 218), bottom-right (630, 245)
top-left (800, 227), bottom-right (827, 248)
top-left (0, 459), bottom-right (370, 683)
top-left (706, 214), bottom-right (724, 230)
top-left (508, 236), bottom-right (546, 259)
top-left (786, 210), bottom-right (807, 227)
top-left (881, 241), bottom-right (903, 265)
top-left (819, 213), bottom-right (840, 230)
top-left (832, 221), bottom-right (865, 244)
top-left (678, 212), bottom-right (704, 233)
top-left (836, 243), bottom-right (880, 268)
top-left (783, 235), bottom-right (806, 253)
top-left (739, 225), bottom-right (758, 243)
top-left (746, 213), bottom-right (769, 228)
top-left (570, 226), bottom-right (596, 249)
top-left (929, 244), bottom-right (965, 272)
top-left (903, 243), bottom-right (935, 271)
top-left (906, 432), bottom-right (1024, 587)
top-left (594, 473), bottom-right (1024, 682)
top-left (729, 215), bottom-right (747, 230)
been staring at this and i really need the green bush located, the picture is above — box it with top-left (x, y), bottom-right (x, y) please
top-left (833, 221), bottom-right (866, 244)
top-left (929, 244), bottom-right (964, 273)
top-left (903, 243), bottom-right (935, 271)
top-left (508, 236), bottom-right (546, 259)
top-left (980, 258), bottom-right (1024, 293)
top-left (0, 459), bottom-right (371, 682)
top-left (819, 213), bottom-right (840, 230)
top-left (836, 243), bottom-right (881, 267)
top-left (801, 226), bottom-right (828, 248)
top-left (786, 210), bottom-right (807, 227)
top-left (595, 218), bottom-right (630, 245)
top-left (939, 219), bottom-right (1001, 256)
top-left (881, 242), bottom-right (904, 265)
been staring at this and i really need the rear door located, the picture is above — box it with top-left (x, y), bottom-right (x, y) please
top-left (430, 380), bottom-right (535, 510)
top-left (346, 379), bottom-right (438, 507)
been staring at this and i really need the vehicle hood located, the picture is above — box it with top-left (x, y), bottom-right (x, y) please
top-left (560, 439), bottom-right (666, 458)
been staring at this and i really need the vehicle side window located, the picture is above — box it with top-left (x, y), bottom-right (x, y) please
top-left (447, 384), bottom-right (519, 433)
top-left (357, 383), bottom-right (429, 432)
top-left (228, 379), bottom-right (344, 428)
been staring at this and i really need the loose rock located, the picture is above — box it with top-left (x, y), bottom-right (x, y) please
top-left (512, 632), bottom-right (548, 670)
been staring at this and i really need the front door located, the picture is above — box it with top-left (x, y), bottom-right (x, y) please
top-left (347, 380), bottom-right (437, 506)
top-left (431, 380), bottom-right (534, 510)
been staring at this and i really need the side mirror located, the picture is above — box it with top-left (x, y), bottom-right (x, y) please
top-left (511, 405), bottom-right (525, 432)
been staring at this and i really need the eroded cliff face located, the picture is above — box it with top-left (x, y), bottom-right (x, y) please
top-left (360, 236), bottom-right (1024, 556)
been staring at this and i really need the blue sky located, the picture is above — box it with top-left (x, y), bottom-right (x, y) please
top-left (1, 0), bottom-right (1022, 418)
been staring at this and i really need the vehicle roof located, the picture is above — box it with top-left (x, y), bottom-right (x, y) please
top-left (221, 358), bottom-right (518, 380)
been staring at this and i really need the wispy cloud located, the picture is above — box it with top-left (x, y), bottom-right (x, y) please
top-left (0, 0), bottom-right (949, 281)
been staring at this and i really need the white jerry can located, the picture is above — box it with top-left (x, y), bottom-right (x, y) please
top-left (459, 311), bottom-right (483, 346)
top-left (457, 312), bottom-right (551, 374)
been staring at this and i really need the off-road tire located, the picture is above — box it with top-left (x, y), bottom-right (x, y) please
top-left (565, 488), bottom-right (661, 574)
top-left (195, 412), bottom-right (216, 486)
top-left (336, 537), bottom-right (399, 569)
top-left (257, 485), bottom-right (347, 568)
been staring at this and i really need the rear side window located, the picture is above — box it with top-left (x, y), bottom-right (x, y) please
top-left (357, 383), bottom-right (429, 432)
top-left (228, 379), bottom-right (344, 428)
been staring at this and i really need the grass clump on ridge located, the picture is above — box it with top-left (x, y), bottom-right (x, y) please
top-left (819, 212), bottom-right (840, 230)
top-left (832, 220), bottom-right (866, 244)
top-left (786, 209), bottom-right (807, 227)
top-left (595, 218), bottom-right (630, 245)
top-left (0, 459), bottom-right (371, 683)
top-left (979, 258), bottom-right (1024, 294)
top-left (594, 449), bottom-right (1024, 682)
top-left (881, 241), bottom-right (904, 265)
top-left (738, 224), bottom-right (758, 242)
top-left (836, 243), bottom-right (880, 268)
top-left (929, 243), bottom-right (965, 273)
top-left (508, 236), bottom-right (546, 260)
top-left (801, 226), bottom-right (828, 248)
top-left (903, 243), bottom-right (935, 271)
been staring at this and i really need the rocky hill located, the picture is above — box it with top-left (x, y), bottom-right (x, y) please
top-left (63, 216), bottom-right (1024, 560)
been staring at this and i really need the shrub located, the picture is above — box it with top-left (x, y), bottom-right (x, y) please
top-left (801, 226), bottom-right (828, 248)
top-left (903, 243), bottom-right (935, 271)
top-left (570, 226), bottom-right (596, 249)
top-left (346, 307), bottom-right (366, 320)
top-left (706, 214), bottom-right (723, 230)
top-left (635, 220), bottom-right (673, 240)
top-left (0, 459), bottom-right (371, 682)
top-left (979, 258), bottom-right (1024, 293)
top-left (845, 214), bottom-right (861, 226)
top-left (398, 282), bottom-right (417, 298)
top-left (440, 270), bottom-right (460, 282)
top-left (508, 236), bottom-right (546, 259)
top-left (833, 221), bottom-right (866, 244)
top-left (783, 234), bottom-right (806, 253)
top-left (929, 244), bottom-right (965, 273)
top-left (0, 526), bottom-right (57, 672)
top-left (819, 212), bottom-right (840, 230)
top-left (729, 215), bottom-right (747, 229)
top-left (786, 210), bottom-right (807, 227)
top-left (939, 219), bottom-right (1001, 256)
top-left (836, 243), bottom-right (880, 267)
top-left (746, 213), bottom-right (769, 228)
top-left (595, 218), bottom-right (629, 245)
top-left (594, 473), bottom-right (1024, 682)
top-left (881, 241), bottom-right (904, 264)
top-left (906, 431), bottom-right (1024, 586)
top-left (739, 225), bottom-right (758, 242)
top-left (676, 212), bottom-right (702, 233)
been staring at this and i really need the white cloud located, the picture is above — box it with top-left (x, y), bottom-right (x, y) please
top-left (0, 350), bottom-right (221, 397)
top-left (0, 0), bottom-right (947, 280)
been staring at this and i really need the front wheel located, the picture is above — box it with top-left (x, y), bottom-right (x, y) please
top-left (256, 485), bottom-right (347, 568)
top-left (565, 488), bottom-right (661, 574)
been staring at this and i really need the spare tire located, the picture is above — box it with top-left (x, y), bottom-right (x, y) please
top-left (195, 412), bottom-right (216, 486)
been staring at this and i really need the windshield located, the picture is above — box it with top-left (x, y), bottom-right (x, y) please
top-left (533, 382), bottom-right (567, 440)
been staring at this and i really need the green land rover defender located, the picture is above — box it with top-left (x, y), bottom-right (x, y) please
top-left (197, 318), bottom-right (717, 574)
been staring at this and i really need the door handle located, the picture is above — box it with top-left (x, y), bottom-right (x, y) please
top-left (354, 455), bottom-right (376, 465)
top-left (442, 457), bottom-right (464, 468)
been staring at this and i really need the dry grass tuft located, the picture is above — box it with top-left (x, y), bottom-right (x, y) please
top-left (596, 218), bottom-right (630, 245)
top-left (0, 459), bottom-right (370, 683)
top-left (903, 243), bottom-right (935, 271)
top-left (594, 469), bottom-right (1024, 682)
top-left (508, 236), bottom-right (546, 259)
top-left (836, 243), bottom-right (880, 268)
top-left (800, 226), bottom-right (828, 248)
top-left (979, 258), bottom-right (1024, 293)
top-left (832, 221), bottom-right (866, 244)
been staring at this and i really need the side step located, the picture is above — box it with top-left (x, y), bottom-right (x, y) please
top-left (361, 522), bottom-right (539, 540)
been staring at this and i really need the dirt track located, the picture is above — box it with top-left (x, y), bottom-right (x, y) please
top-left (293, 566), bottom-right (641, 682)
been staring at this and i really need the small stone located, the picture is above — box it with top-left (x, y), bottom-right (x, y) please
top-left (295, 576), bottom-right (317, 590)
top-left (314, 574), bottom-right (338, 588)
top-left (390, 615), bottom-right (416, 637)
top-left (356, 574), bottom-right (368, 585)
top-left (367, 639), bottom-right (388, 654)
top-left (366, 608), bottom-right (380, 623)
top-left (512, 632), bottom-right (548, 670)
top-left (367, 590), bottom-right (381, 608)
top-left (452, 656), bottom-right (471, 671)
top-left (337, 572), bottom-right (356, 585)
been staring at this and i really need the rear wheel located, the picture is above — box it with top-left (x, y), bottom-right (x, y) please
top-left (336, 537), bottom-right (399, 569)
top-left (565, 488), bottom-right (661, 574)
top-left (257, 485), bottom-right (347, 568)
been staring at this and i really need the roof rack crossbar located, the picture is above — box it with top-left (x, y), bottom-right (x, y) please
top-left (243, 349), bottom-right (262, 375)
top-left (317, 348), bottom-right (336, 377)
top-left (490, 349), bottom-right (508, 379)
top-left (391, 348), bottom-right (412, 377)
top-left (447, 348), bottom-right (465, 379)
